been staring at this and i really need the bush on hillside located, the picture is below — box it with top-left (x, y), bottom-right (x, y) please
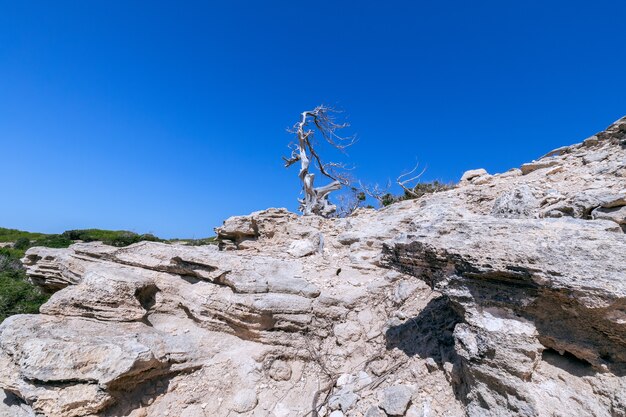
top-left (381, 180), bottom-right (455, 207)
top-left (0, 248), bottom-right (49, 322)
top-left (12, 237), bottom-right (31, 250)
top-left (62, 229), bottom-right (162, 247)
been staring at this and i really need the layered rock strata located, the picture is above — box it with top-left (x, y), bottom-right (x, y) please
top-left (0, 116), bottom-right (624, 416)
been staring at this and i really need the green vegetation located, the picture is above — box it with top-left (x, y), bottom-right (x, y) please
top-left (1, 227), bottom-right (167, 250)
top-left (0, 247), bottom-right (49, 322)
top-left (170, 236), bottom-right (217, 246)
top-left (0, 227), bottom-right (73, 249)
top-left (61, 229), bottom-right (161, 247)
top-left (0, 227), bottom-right (48, 243)
top-left (381, 180), bottom-right (456, 207)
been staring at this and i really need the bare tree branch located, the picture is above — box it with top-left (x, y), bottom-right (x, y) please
top-left (283, 105), bottom-right (355, 216)
top-left (397, 162), bottom-right (427, 197)
top-left (359, 180), bottom-right (392, 206)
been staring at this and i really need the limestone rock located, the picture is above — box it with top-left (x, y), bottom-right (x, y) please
top-left (520, 159), bottom-right (559, 175)
top-left (379, 385), bottom-right (413, 416)
top-left (230, 389), bottom-right (258, 413)
top-left (287, 237), bottom-right (318, 257)
top-left (592, 205), bottom-right (626, 229)
top-left (365, 407), bottom-right (386, 417)
top-left (328, 390), bottom-right (358, 412)
top-left (267, 359), bottom-right (292, 381)
top-left (490, 185), bottom-right (538, 218)
top-left (460, 168), bottom-right (488, 183)
top-left (215, 214), bottom-right (258, 242)
top-left (1, 115), bottom-right (626, 417)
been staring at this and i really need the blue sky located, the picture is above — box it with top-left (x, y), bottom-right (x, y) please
top-left (1, 1), bottom-right (625, 238)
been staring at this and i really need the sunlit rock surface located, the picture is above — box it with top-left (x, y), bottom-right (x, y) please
top-left (1, 116), bottom-right (625, 416)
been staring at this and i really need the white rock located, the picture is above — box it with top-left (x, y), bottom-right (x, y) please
top-left (287, 239), bottom-right (317, 257)
top-left (231, 389), bottom-right (257, 413)
top-left (379, 385), bottom-right (413, 416)
top-left (460, 168), bottom-right (488, 183)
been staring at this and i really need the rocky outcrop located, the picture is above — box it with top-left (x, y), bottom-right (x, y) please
top-left (0, 116), bottom-right (625, 416)
top-left (382, 207), bottom-right (626, 415)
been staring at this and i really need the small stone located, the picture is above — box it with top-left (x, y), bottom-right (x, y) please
top-left (287, 239), bottom-right (317, 257)
top-left (379, 385), bottom-right (413, 416)
top-left (354, 371), bottom-right (373, 390)
top-left (499, 168), bottom-right (522, 178)
top-left (592, 206), bottom-right (626, 226)
top-left (583, 135), bottom-right (599, 147)
top-left (268, 360), bottom-right (292, 381)
top-left (328, 390), bottom-right (358, 412)
top-left (384, 271), bottom-right (402, 282)
top-left (472, 174), bottom-right (493, 185)
top-left (460, 168), bottom-right (488, 183)
top-left (393, 281), bottom-right (417, 304)
top-left (329, 411), bottom-right (345, 417)
top-left (337, 232), bottom-right (361, 245)
top-left (394, 310), bottom-right (407, 320)
top-left (231, 389), bottom-right (258, 413)
top-left (336, 373), bottom-right (352, 387)
top-left (520, 160), bottom-right (559, 175)
top-left (369, 359), bottom-right (389, 376)
top-left (334, 322), bottom-right (362, 345)
top-left (424, 358), bottom-right (438, 373)
top-left (365, 406), bottom-right (385, 417)
top-left (406, 405), bottom-right (423, 417)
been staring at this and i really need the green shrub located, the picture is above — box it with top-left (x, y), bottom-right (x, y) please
top-left (381, 193), bottom-right (396, 207)
top-left (0, 248), bottom-right (49, 322)
top-left (61, 229), bottom-right (163, 247)
top-left (382, 180), bottom-right (456, 207)
top-left (403, 180), bottom-right (455, 199)
top-left (0, 227), bottom-right (46, 243)
top-left (0, 248), bottom-right (26, 266)
top-left (12, 237), bottom-right (31, 250)
top-left (32, 235), bottom-right (73, 248)
top-left (0, 270), bottom-right (49, 321)
top-left (181, 237), bottom-right (217, 246)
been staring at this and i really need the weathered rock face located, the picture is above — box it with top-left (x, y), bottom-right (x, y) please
top-left (0, 116), bottom-right (625, 416)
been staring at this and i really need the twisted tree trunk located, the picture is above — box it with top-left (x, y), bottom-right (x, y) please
top-left (296, 111), bottom-right (341, 215)
top-left (284, 107), bottom-right (353, 217)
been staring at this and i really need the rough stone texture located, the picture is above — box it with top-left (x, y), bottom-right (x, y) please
top-left (379, 385), bottom-right (413, 415)
top-left (460, 168), bottom-right (488, 183)
top-left (520, 159), bottom-right (560, 175)
top-left (592, 205), bottom-right (626, 230)
top-left (490, 185), bottom-right (538, 218)
top-left (0, 115), bottom-right (625, 416)
top-left (365, 407), bottom-right (386, 417)
top-left (231, 389), bottom-right (258, 413)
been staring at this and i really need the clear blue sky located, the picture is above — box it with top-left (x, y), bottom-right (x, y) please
top-left (1, 1), bottom-right (625, 238)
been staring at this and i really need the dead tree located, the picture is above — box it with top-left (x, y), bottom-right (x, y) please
top-left (283, 106), bottom-right (355, 216)
top-left (360, 180), bottom-right (392, 207)
top-left (396, 163), bottom-right (427, 198)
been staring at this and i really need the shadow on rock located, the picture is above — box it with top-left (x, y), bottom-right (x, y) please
top-left (104, 371), bottom-right (193, 417)
top-left (385, 296), bottom-right (462, 365)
